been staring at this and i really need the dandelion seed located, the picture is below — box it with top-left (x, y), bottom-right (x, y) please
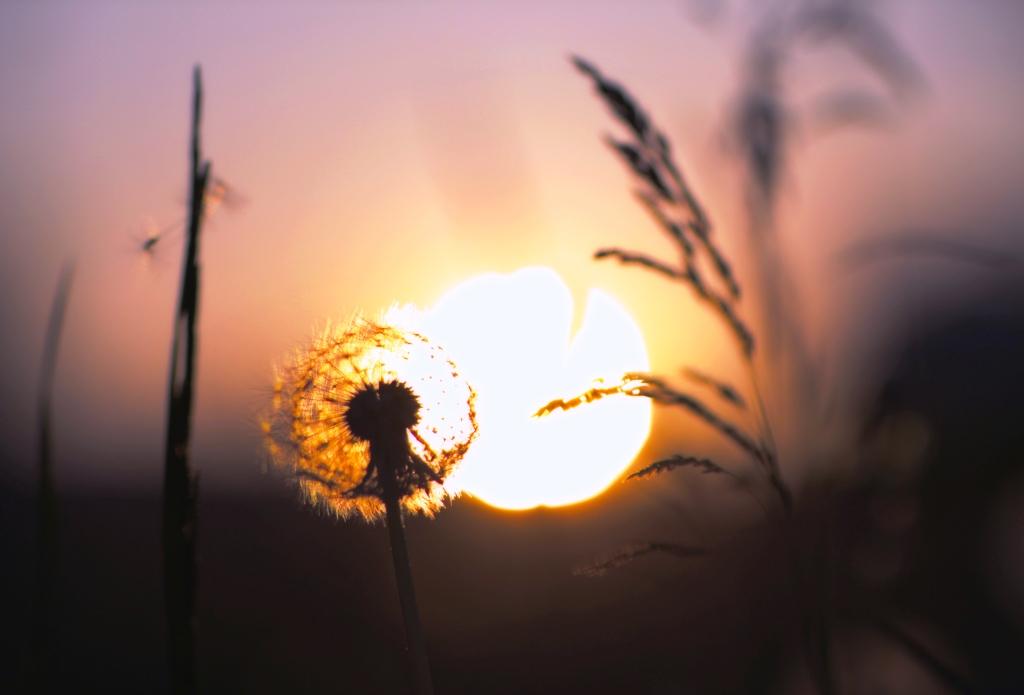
top-left (141, 232), bottom-right (160, 253)
top-left (133, 218), bottom-right (180, 255)
top-left (203, 176), bottom-right (245, 216)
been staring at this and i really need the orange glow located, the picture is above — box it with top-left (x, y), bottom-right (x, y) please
top-left (389, 267), bottom-right (651, 510)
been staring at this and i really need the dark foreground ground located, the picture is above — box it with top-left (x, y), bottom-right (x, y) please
top-left (3, 478), bottom-right (802, 694)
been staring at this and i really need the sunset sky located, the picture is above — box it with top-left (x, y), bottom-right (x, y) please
top-left (1, 0), bottom-right (1022, 494)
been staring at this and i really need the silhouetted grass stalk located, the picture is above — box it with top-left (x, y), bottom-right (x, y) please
top-left (162, 65), bottom-right (210, 695)
top-left (574, 542), bottom-right (708, 578)
top-left (570, 41), bottom-right (961, 693)
top-left (569, 54), bottom-right (835, 691)
top-left (31, 261), bottom-right (74, 688)
top-left (569, 57), bottom-right (788, 510)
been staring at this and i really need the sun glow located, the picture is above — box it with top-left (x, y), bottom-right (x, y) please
top-left (389, 267), bottom-right (651, 510)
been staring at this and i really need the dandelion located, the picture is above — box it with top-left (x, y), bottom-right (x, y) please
top-left (265, 317), bottom-right (477, 694)
top-left (267, 318), bottom-right (477, 518)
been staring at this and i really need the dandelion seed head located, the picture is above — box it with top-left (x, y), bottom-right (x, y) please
top-left (344, 380), bottom-right (421, 442)
top-left (265, 318), bottom-right (477, 521)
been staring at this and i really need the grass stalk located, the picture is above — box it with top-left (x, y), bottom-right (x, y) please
top-left (31, 261), bottom-right (75, 689)
top-left (162, 65), bottom-right (210, 695)
top-left (874, 619), bottom-right (972, 694)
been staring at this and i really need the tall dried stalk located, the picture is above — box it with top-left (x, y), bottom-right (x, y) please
top-left (566, 53), bottom-right (843, 691)
top-left (564, 39), bottom-right (966, 694)
top-left (162, 65), bottom-right (210, 695)
top-left (565, 56), bottom-right (789, 512)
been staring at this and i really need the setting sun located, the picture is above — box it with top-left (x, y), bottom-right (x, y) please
top-left (389, 267), bottom-right (651, 510)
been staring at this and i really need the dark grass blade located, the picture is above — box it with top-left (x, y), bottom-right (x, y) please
top-left (593, 247), bottom-right (754, 355)
top-left (627, 373), bottom-right (764, 463)
top-left (634, 189), bottom-right (694, 255)
top-left (682, 367), bottom-right (747, 409)
top-left (574, 542), bottom-right (708, 577)
top-left (628, 454), bottom-right (735, 481)
top-left (534, 374), bottom-right (791, 511)
top-left (635, 373), bottom-right (791, 510)
top-left (594, 247), bottom-right (683, 281)
top-left (628, 452), bottom-right (772, 516)
top-left (605, 136), bottom-right (673, 201)
top-left (533, 374), bottom-right (763, 463)
top-left (162, 65), bottom-right (210, 695)
top-left (31, 261), bottom-right (75, 688)
top-left (572, 55), bottom-right (651, 143)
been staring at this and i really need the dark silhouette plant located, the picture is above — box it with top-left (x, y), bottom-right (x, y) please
top-left (264, 318), bottom-right (478, 695)
top-left (30, 261), bottom-right (74, 690)
top-left (162, 65), bottom-right (210, 695)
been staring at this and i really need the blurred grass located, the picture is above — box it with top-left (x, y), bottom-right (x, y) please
top-left (31, 261), bottom-right (74, 690)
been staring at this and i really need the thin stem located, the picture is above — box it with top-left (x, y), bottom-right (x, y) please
top-left (743, 359), bottom-right (792, 514)
top-left (162, 65), bottom-right (208, 695)
top-left (384, 494), bottom-right (434, 695)
top-left (31, 262), bottom-right (74, 688)
top-left (375, 434), bottom-right (434, 695)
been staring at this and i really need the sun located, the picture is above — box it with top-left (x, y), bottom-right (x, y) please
top-left (388, 267), bottom-right (651, 510)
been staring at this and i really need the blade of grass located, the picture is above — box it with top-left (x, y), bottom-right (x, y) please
top-left (681, 367), bottom-right (747, 409)
top-left (31, 261), bottom-right (74, 689)
top-left (574, 542), bottom-right (708, 577)
top-left (162, 65), bottom-right (210, 695)
top-left (629, 373), bottom-right (766, 464)
top-left (534, 374), bottom-right (763, 464)
top-left (627, 454), bottom-right (735, 481)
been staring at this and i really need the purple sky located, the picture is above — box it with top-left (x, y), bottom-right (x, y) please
top-left (1, 0), bottom-right (1022, 492)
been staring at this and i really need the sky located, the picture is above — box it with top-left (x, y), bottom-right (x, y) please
top-left (1, 0), bottom-right (1022, 494)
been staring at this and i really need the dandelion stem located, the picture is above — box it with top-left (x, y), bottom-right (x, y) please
top-left (376, 435), bottom-right (434, 695)
top-left (384, 495), bottom-right (434, 695)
